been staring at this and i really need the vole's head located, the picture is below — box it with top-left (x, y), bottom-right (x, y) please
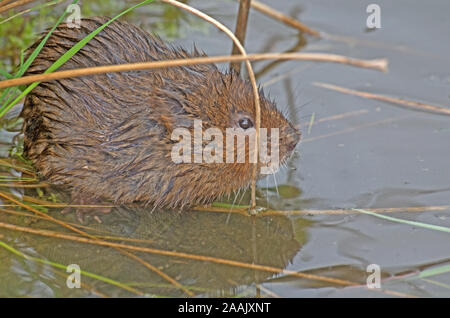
top-left (197, 70), bottom-right (301, 172)
top-left (161, 66), bottom-right (301, 204)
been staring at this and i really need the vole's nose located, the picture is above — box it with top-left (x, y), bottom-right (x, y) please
top-left (285, 126), bottom-right (301, 152)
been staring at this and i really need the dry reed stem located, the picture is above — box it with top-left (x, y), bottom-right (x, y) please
top-left (0, 220), bottom-right (357, 286)
top-left (255, 284), bottom-right (281, 298)
top-left (0, 0), bottom-right (35, 14)
top-left (245, 0), bottom-right (320, 37)
top-left (263, 205), bottom-right (450, 216)
top-left (0, 0), bottom-right (17, 8)
top-left (0, 53), bottom-right (388, 89)
top-left (0, 159), bottom-right (35, 175)
top-left (29, 203), bottom-right (115, 208)
top-left (0, 220), bottom-right (418, 297)
top-left (0, 191), bottom-right (194, 296)
top-left (4, 189), bottom-right (448, 217)
top-left (0, 0), bottom-right (64, 25)
top-left (120, 247), bottom-right (194, 296)
top-left (51, 269), bottom-right (109, 297)
top-left (299, 109), bottom-right (370, 132)
top-left (0, 203), bottom-right (115, 208)
top-left (245, 1), bottom-right (432, 61)
top-left (230, 0), bottom-right (251, 73)
top-left (193, 205), bottom-right (248, 215)
top-left (4, 196), bottom-right (448, 217)
top-left (323, 33), bottom-right (447, 62)
top-left (0, 206), bottom-right (162, 243)
top-left (314, 82), bottom-right (450, 116)
top-left (0, 182), bottom-right (48, 188)
top-left (3, 204), bottom-right (157, 241)
top-left (192, 205), bottom-right (450, 216)
top-left (307, 109), bottom-right (370, 125)
top-left (0, 191), bottom-right (97, 237)
top-left (0, 207), bottom-right (115, 234)
top-left (301, 115), bottom-right (409, 143)
top-left (21, 193), bottom-right (115, 208)
top-left (238, 0), bottom-right (442, 63)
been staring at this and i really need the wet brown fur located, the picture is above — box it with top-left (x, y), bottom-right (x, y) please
top-left (21, 17), bottom-right (300, 209)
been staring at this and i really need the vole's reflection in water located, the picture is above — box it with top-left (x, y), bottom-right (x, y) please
top-left (25, 203), bottom-right (305, 297)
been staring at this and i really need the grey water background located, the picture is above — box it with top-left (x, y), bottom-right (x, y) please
top-left (0, 0), bottom-right (449, 297)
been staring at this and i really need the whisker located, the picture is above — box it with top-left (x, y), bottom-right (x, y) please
top-left (229, 187), bottom-right (241, 211)
top-left (271, 171), bottom-right (279, 197)
top-left (237, 184), bottom-right (248, 206)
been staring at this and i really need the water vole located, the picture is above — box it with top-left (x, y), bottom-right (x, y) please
top-left (21, 17), bottom-right (300, 217)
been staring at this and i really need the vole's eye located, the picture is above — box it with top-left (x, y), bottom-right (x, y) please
top-left (238, 117), bottom-right (253, 130)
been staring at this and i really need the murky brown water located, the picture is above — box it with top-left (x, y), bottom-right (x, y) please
top-left (0, 0), bottom-right (449, 297)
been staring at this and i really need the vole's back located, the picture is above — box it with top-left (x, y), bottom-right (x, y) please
top-left (22, 17), bottom-right (220, 206)
top-left (23, 17), bottom-right (212, 147)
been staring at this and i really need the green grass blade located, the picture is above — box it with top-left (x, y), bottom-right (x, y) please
top-left (16, 1), bottom-right (79, 78)
top-left (0, 240), bottom-right (145, 295)
top-left (421, 278), bottom-right (450, 290)
top-left (353, 208), bottom-right (450, 233)
top-left (0, 0), bottom-right (154, 118)
top-left (0, 0), bottom-right (64, 26)
top-left (399, 264), bottom-right (450, 288)
top-left (44, 0), bottom-right (154, 74)
top-left (414, 264), bottom-right (450, 279)
top-left (0, 0), bottom-right (79, 107)
top-left (212, 202), bottom-right (250, 209)
top-left (0, 69), bottom-right (13, 80)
